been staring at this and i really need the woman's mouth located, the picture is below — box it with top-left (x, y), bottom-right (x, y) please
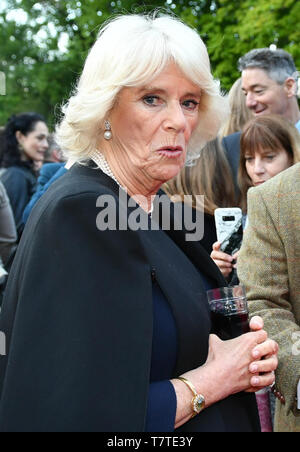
top-left (157, 146), bottom-right (183, 158)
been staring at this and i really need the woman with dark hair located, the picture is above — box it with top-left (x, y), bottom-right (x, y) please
top-left (238, 114), bottom-right (300, 213)
top-left (211, 114), bottom-right (300, 279)
top-left (0, 112), bottom-right (49, 233)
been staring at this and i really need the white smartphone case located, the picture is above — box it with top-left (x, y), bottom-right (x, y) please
top-left (214, 207), bottom-right (243, 255)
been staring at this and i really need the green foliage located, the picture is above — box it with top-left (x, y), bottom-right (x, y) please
top-left (0, 0), bottom-right (299, 127)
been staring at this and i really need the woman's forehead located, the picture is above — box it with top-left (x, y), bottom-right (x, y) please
top-left (245, 144), bottom-right (283, 156)
top-left (130, 61), bottom-right (200, 87)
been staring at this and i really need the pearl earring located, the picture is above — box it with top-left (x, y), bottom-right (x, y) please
top-left (104, 120), bottom-right (112, 140)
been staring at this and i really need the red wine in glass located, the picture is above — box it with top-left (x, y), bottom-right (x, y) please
top-left (210, 310), bottom-right (250, 341)
top-left (207, 286), bottom-right (250, 340)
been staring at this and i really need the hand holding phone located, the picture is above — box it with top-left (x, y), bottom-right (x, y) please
top-left (211, 241), bottom-right (236, 279)
top-left (214, 208), bottom-right (243, 256)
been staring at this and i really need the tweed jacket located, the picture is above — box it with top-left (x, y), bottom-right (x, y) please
top-left (238, 163), bottom-right (300, 432)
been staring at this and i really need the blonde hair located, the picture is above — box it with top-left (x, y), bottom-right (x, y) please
top-left (219, 78), bottom-right (253, 137)
top-left (164, 138), bottom-right (236, 215)
top-left (56, 13), bottom-right (229, 165)
top-left (238, 114), bottom-right (300, 212)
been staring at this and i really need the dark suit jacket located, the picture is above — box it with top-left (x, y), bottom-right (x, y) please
top-left (0, 162), bottom-right (260, 432)
top-left (222, 132), bottom-right (241, 197)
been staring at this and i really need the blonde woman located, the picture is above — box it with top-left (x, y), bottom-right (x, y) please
top-left (219, 78), bottom-right (253, 138)
top-left (0, 13), bottom-right (277, 432)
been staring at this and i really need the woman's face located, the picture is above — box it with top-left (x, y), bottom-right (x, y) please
top-left (245, 146), bottom-right (292, 187)
top-left (106, 63), bottom-right (201, 188)
top-left (16, 121), bottom-right (49, 163)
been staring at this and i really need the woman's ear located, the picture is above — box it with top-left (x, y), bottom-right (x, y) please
top-left (15, 130), bottom-right (24, 145)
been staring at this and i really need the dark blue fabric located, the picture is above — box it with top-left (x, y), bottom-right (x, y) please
top-left (22, 164), bottom-right (67, 224)
top-left (1, 165), bottom-right (37, 232)
top-left (36, 163), bottom-right (63, 192)
top-left (146, 275), bottom-right (213, 432)
top-left (222, 132), bottom-right (241, 198)
top-left (146, 282), bottom-right (177, 432)
top-left (146, 381), bottom-right (177, 432)
top-left (150, 283), bottom-right (178, 382)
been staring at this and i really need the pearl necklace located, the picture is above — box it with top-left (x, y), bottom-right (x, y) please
top-left (90, 150), bottom-right (122, 188)
top-left (90, 150), bottom-right (154, 217)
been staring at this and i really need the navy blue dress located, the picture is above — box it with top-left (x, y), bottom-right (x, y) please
top-left (146, 277), bottom-right (212, 432)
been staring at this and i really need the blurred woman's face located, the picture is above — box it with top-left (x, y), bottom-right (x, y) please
top-left (105, 63), bottom-right (201, 189)
top-left (16, 121), bottom-right (49, 163)
top-left (245, 146), bottom-right (292, 187)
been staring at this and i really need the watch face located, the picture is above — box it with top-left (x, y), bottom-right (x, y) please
top-left (193, 394), bottom-right (205, 414)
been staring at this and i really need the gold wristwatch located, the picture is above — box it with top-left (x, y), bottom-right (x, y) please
top-left (177, 376), bottom-right (206, 417)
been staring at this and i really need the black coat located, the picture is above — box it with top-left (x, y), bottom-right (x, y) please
top-left (0, 162), bottom-right (260, 432)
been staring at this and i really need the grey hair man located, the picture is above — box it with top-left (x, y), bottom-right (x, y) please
top-left (239, 48), bottom-right (299, 128)
top-left (222, 48), bottom-right (300, 193)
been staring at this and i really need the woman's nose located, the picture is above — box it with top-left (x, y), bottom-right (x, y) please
top-left (163, 102), bottom-right (186, 132)
top-left (253, 159), bottom-right (265, 174)
top-left (42, 139), bottom-right (49, 150)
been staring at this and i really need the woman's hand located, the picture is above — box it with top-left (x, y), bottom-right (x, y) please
top-left (245, 316), bottom-right (278, 392)
top-left (203, 331), bottom-right (277, 397)
top-left (182, 320), bottom-right (278, 404)
top-left (210, 242), bottom-right (239, 278)
top-left (172, 316), bottom-right (278, 428)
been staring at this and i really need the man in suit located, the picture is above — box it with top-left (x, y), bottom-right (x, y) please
top-left (238, 163), bottom-right (300, 432)
top-left (223, 48), bottom-right (300, 187)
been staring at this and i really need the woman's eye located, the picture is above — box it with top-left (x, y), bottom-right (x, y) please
top-left (182, 100), bottom-right (199, 110)
top-left (143, 95), bottom-right (160, 106)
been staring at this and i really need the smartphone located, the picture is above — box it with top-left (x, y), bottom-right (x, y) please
top-left (214, 207), bottom-right (243, 256)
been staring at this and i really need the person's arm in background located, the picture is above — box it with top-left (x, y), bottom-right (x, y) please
top-left (238, 187), bottom-right (300, 418)
top-left (22, 164), bottom-right (67, 225)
